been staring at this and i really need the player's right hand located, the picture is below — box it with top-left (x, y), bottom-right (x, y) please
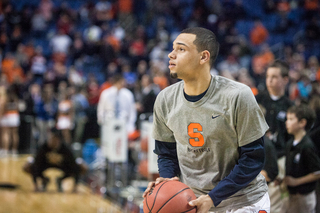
top-left (142, 176), bottom-right (179, 198)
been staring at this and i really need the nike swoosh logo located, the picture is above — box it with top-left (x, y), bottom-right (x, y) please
top-left (212, 115), bottom-right (220, 119)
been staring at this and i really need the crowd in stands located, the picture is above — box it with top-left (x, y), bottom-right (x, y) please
top-left (0, 0), bottom-right (318, 161)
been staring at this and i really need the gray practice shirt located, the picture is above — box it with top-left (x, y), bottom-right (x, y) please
top-left (153, 75), bottom-right (269, 212)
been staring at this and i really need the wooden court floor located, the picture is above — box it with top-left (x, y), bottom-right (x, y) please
top-left (0, 155), bottom-right (123, 213)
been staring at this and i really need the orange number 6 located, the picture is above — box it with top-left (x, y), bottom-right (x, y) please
top-left (188, 123), bottom-right (204, 147)
top-left (258, 211), bottom-right (267, 213)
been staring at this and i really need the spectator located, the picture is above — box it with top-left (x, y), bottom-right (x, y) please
top-left (34, 84), bottom-right (58, 146)
top-left (70, 86), bottom-right (89, 143)
top-left (69, 32), bottom-right (84, 64)
top-left (99, 34), bottom-right (116, 73)
top-left (23, 128), bottom-right (87, 192)
top-left (28, 83), bottom-right (42, 148)
top-left (296, 73), bottom-right (312, 101)
top-left (135, 73), bottom-right (160, 116)
top-left (15, 43), bottom-right (29, 73)
top-left (0, 85), bottom-right (20, 157)
top-left (53, 62), bottom-right (68, 90)
top-left (283, 104), bottom-right (320, 213)
top-left (56, 13), bottom-right (73, 36)
top-left (237, 68), bottom-right (259, 96)
top-left (56, 88), bottom-right (74, 145)
top-left (305, 16), bottom-right (320, 42)
top-left (31, 10), bottom-right (48, 38)
top-left (121, 63), bottom-right (137, 91)
top-left (86, 74), bottom-right (100, 106)
top-left (49, 29), bottom-right (72, 63)
top-left (256, 60), bottom-right (293, 213)
top-left (9, 25), bottom-right (22, 53)
top-left (94, 0), bottom-right (114, 25)
top-left (251, 44), bottom-right (275, 87)
top-left (30, 46), bottom-right (47, 84)
top-left (97, 74), bottom-right (137, 134)
top-left (1, 53), bottom-right (25, 84)
top-left (304, 0), bottom-right (319, 20)
top-left (307, 55), bottom-right (320, 81)
top-left (68, 66), bottom-right (84, 87)
top-left (152, 66), bottom-right (169, 90)
top-left (39, 0), bottom-right (53, 22)
top-left (217, 52), bottom-right (242, 80)
top-left (250, 19), bottom-right (269, 46)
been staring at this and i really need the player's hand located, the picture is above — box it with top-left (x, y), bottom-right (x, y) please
top-left (188, 195), bottom-right (213, 213)
top-left (142, 176), bottom-right (179, 198)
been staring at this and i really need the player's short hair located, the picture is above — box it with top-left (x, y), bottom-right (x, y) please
top-left (268, 60), bottom-right (289, 78)
top-left (287, 104), bottom-right (316, 131)
top-left (181, 27), bottom-right (220, 67)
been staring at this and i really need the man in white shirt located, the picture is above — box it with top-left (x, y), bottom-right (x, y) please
top-left (49, 29), bottom-right (72, 54)
top-left (97, 74), bottom-right (137, 134)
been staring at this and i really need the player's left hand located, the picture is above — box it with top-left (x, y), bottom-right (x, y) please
top-left (188, 195), bottom-right (213, 213)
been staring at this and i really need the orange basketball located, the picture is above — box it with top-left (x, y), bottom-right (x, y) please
top-left (143, 180), bottom-right (197, 213)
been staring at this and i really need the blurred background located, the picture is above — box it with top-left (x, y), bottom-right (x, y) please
top-left (0, 0), bottom-right (319, 212)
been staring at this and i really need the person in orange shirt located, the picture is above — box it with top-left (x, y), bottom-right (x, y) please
top-left (118, 0), bottom-right (132, 14)
top-left (305, 0), bottom-right (319, 10)
top-left (252, 44), bottom-right (275, 76)
top-left (304, 0), bottom-right (319, 20)
top-left (250, 20), bottom-right (269, 46)
top-left (1, 53), bottom-right (25, 84)
top-left (153, 71), bottom-right (169, 91)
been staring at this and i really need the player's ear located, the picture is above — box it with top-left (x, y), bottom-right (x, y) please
top-left (200, 50), bottom-right (210, 65)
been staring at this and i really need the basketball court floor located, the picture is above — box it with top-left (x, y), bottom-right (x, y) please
top-left (0, 155), bottom-right (123, 213)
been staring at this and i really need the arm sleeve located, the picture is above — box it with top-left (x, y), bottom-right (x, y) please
top-left (154, 140), bottom-right (180, 178)
top-left (208, 137), bottom-right (265, 207)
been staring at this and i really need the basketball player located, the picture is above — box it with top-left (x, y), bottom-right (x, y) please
top-left (142, 27), bottom-right (270, 213)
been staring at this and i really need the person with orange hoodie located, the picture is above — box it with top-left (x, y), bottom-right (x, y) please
top-left (1, 53), bottom-right (25, 84)
top-left (250, 19), bottom-right (269, 46)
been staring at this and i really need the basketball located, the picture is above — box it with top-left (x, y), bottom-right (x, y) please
top-left (143, 180), bottom-right (197, 213)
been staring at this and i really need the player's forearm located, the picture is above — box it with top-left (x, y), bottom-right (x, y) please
top-left (154, 140), bottom-right (180, 178)
top-left (157, 155), bottom-right (180, 178)
top-left (208, 137), bottom-right (265, 207)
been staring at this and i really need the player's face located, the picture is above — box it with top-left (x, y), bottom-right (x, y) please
top-left (285, 112), bottom-right (302, 134)
top-left (168, 33), bottom-right (202, 79)
top-left (266, 67), bottom-right (286, 95)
